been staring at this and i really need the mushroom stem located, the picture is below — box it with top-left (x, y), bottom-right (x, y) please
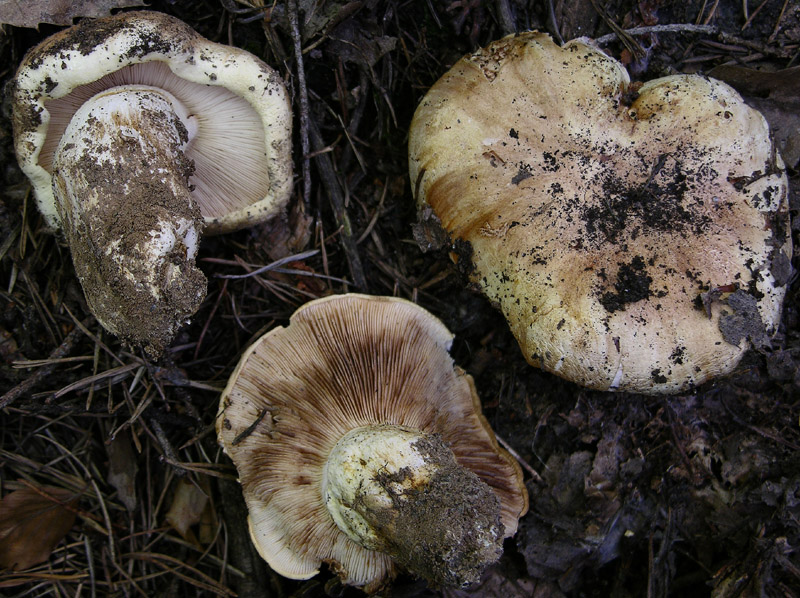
top-left (322, 424), bottom-right (504, 587)
top-left (52, 86), bottom-right (207, 355)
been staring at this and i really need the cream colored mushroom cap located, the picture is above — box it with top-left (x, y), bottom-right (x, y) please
top-left (409, 32), bottom-right (792, 394)
top-left (216, 293), bottom-right (527, 589)
top-left (11, 10), bottom-right (292, 235)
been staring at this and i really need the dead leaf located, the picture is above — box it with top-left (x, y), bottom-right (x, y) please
top-left (717, 289), bottom-right (771, 350)
top-left (585, 423), bottom-right (624, 518)
top-left (287, 260), bottom-right (327, 294)
top-left (258, 201), bottom-right (313, 261)
top-left (268, 0), bottom-right (363, 42)
top-left (445, 561), bottom-right (540, 597)
top-left (708, 64), bottom-right (800, 100)
top-left (412, 206), bottom-right (449, 253)
top-left (0, 0), bottom-right (146, 29)
top-left (0, 326), bottom-right (24, 364)
top-left (326, 20), bottom-right (397, 68)
top-left (0, 485), bottom-right (77, 570)
top-left (106, 430), bottom-right (138, 512)
top-left (301, 0), bottom-right (363, 42)
top-left (165, 478), bottom-right (213, 544)
top-left (622, 0), bottom-right (662, 28)
top-left (555, 0), bottom-right (601, 40)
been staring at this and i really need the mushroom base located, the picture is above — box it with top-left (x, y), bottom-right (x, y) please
top-left (323, 424), bottom-right (504, 587)
top-left (52, 87), bottom-right (207, 355)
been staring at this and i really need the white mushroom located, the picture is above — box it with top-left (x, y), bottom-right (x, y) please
top-left (217, 294), bottom-right (528, 590)
top-left (409, 32), bottom-right (792, 394)
top-left (11, 11), bottom-right (293, 354)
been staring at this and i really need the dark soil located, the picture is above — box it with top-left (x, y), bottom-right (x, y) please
top-left (1, 1), bottom-right (799, 597)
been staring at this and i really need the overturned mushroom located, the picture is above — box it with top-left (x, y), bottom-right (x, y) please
top-left (216, 294), bottom-right (527, 590)
top-left (409, 32), bottom-right (792, 394)
top-left (11, 11), bottom-right (292, 355)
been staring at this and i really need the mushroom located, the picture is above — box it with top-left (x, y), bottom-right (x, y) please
top-left (409, 32), bottom-right (792, 394)
top-left (216, 293), bottom-right (527, 590)
top-left (11, 11), bottom-right (293, 355)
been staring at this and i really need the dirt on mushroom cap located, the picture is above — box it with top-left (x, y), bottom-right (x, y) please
top-left (409, 31), bottom-right (792, 394)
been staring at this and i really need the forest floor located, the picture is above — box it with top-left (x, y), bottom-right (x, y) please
top-left (1, 0), bottom-right (799, 596)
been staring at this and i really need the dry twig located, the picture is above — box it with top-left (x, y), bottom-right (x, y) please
top-left (309, 119), bottom-right (368, 290)
top-left (0, 321), bottom-right (87, 409)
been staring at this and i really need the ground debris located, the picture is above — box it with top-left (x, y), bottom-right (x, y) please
top-left (0, 485), bottom-right (77, 571)
top-left (0, 0), bottom-right (145, 28)
top-left (718, 289), bottom-right (772, 350)
top-left (1, 0), bottom-right (799, 596)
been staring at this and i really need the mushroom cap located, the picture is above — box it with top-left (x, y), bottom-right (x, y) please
top-left (11, 10), bottom-right (293, 235)
top-left (409, 32), bottom-right (792, 394)
top-left (216, 293), bottom-right (527, 589)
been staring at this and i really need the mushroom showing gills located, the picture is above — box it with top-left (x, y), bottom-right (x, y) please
top-left (217, 294), bottom-right (527, 590)
top-left (409, 32), bottom-right (792, 394)
top-left (11, 11), bottom-right (293, 355)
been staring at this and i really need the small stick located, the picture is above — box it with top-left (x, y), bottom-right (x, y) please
top-left (287, 0), bottom-right (312, 213)
top-left (741, 0), bottom-right (769, 30)
top-left (547, 0), bottom-right (564, 44)
top-left (213, 249), bottom-right (319, 279)
top-left (232, 408), bottom-right (269, 446)
top-left (0, 321), bottom-right (86, 409)
top-left (149, 417), bottom-right (187, 477)
top-left (309, 119), bottom-right (368, 290)
top-left (496, 433), bottom-right (543, 483)
top-left (696, 0), bottom-right (709, 24)
top-left (716, 30), bottom-right (795, 58)
top-left (702, 0), bottom-right (721, 25)
top-left (768, 0), bottom-right (790, 42)
top-left (194, 278), bottom-right (228, 361)
top-left (593, 23), bottom-right (718, 47)
top-left (589, 0), bottom-right (645, 59)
